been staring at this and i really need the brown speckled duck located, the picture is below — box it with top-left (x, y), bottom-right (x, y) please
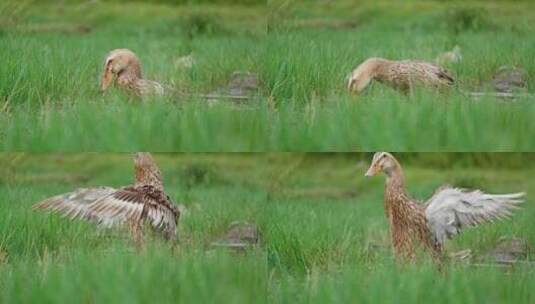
top-left (348, 57), bottom-right (454, 94)
top-left (365, 152), bottom-right (524, 261)
top-left (100, 49), bottom-right (165, 96)
top-left (33, 153), bottom-right (180, 247)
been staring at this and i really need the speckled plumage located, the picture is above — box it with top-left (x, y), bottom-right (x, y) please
top-left (365, 152), bottom-right (524, 262)
top-left (101, 49), bottom-right (165, 97)
top-left (348, 57), bottom-right (454, 94)
top-left (384, 178), bottom-right (429, 258)
top-left (33, 153), bottom-right (180, 247)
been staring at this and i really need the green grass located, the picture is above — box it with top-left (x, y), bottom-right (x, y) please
top-left (3, 96), bottom-right (535, 151)
top-left (1, 153), bottom-right (534, 303)
top-left (1, 1), bottom-right (534, 151)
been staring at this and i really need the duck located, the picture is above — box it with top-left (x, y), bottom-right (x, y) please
top-left (99, 49), bottom-right (258, 102)
top-left (347, 57), bottom-right (454, 94)
top-left (33, 153), bottom-right (180, 247)
top-left (100, 49), bottom-right (165, 96)
top-left (364, 152), bottom-right (524, 261)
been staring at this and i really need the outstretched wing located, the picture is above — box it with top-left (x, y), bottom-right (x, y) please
top-left (94, 187), bottom-right (179, 233)
top-left (33, 187), bottom-right (179, 233)
top-left (33, 187), bottom-right (117, 222)
top-left (425, 187), bottom-right (524, 246)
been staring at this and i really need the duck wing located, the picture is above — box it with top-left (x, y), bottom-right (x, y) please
top-left (406, 60), bottom-right (454, 85)
top-left (33, 186), bottom-right (179, 232)
top-left (33, 187), bottom-right (117, 223)
top-left (424, 187), bottom-right (524, 246)
top-left (435, 66), bottom-right (455, 85)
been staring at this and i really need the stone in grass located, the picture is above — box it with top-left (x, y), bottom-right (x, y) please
top-left (450, 237), bottom-right (531, 265)
top-left (174, 54), bottom-right (195, 69)
top-left (449, 249), bottom-right (473, 263)
top-left (435, 45), bottom-right (462, 65)
top-left (492, 66), bottom-right (528, 93)
top-left (211, 221), bottom-right (260, 253)
top-left (483, 236), bottom-right (530, 265)
top-left (206, 71), bottom-right (261, 103)
top-left (227, 71), bottom-right (261, 97)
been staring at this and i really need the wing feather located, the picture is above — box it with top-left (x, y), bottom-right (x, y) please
top-left (425, 187), bottom-right (524, 246)
top-left (33, 187), bottom-right (146, 228)
top-left (144, 198), bottom-right (177, 232)
top-left (85, 189), bottom-right (147, 227)
top-left (34, 186), bottom-right (180, 239)
top-left (33, 187), bottom-right (117, 221)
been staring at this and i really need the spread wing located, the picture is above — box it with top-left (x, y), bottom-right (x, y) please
top-left (33, 187), bottom-right (179, 233)
top-left (99, 188), bottom-right (178, 232)
top-left (33, 187), bottom-right (117, 222)
top-left (424, 187), bottom-right (524, 246)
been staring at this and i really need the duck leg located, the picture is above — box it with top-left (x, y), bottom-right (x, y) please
top-left (129, 218), bottom-right (144, 250)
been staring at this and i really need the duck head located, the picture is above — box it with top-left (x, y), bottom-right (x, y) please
top-left (365, 152), bottom-right (399, 177)
top-left (100, 49), bottom-right (142, 92)
top-left (347, 57), bottom-right (385, 93)
top-left (133, 152), bottom-right (163, 189)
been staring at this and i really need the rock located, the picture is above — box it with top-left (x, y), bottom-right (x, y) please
top-left (176, 204), bottom-right (188, 217)
top-left (206, 71), bottom-right (260, 103)
top-left (492, 66), bottom-right (528, 93)
top-left (227, 71), bottom-right (261, 97)
top-left (435, 45), bottom-right (462, 65)
top-left (484, 237), bottom-right (530, 264)
top-left (211, 221), bottom-right (260, 253)
top-left (449, 249), bottom-right (472, 263)
top-left (174, 54), bottom-right (195, 69)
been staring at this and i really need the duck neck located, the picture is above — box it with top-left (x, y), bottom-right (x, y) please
top-left (372, 58), bottom-right (390, 83)
top-left (117, 62), bottom-right (143, 88)
top-left (385, 166), bottom-right (405, 192)
top-left (117, 71), bottom-right (136, 87)
top-left (134, 166), bottom-right (163, 191)
top-left (383, 164), bottom-right (411, 215)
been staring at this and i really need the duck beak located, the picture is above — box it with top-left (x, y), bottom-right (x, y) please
top-left (100, 62), bottom-right (114, 92)
top-left (347, 77), bottom-right (356, 92)
top-left (364, 164), bottom-right (378, 177)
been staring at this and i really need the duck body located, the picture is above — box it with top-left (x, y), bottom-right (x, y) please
top-left (383, 176), bottom-right (437, 259)
top-left (348, 57), bottom-right (454, 94)
top-left (115, 71), bottom-right (165, 96)
top-left (101, 48), bottom-right (165, 97)
top-left (108, 183), bottom-right (179, 240)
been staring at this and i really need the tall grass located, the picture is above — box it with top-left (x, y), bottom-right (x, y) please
top-left (2, 250), bottom-right (267, 304)
top-left (273, 264), bottom-right (535, 303)
top-left (1, 96), bottom-right (533, 151)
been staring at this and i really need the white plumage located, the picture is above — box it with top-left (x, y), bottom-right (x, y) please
top-left (425, 188), bottom-right (524, 246)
